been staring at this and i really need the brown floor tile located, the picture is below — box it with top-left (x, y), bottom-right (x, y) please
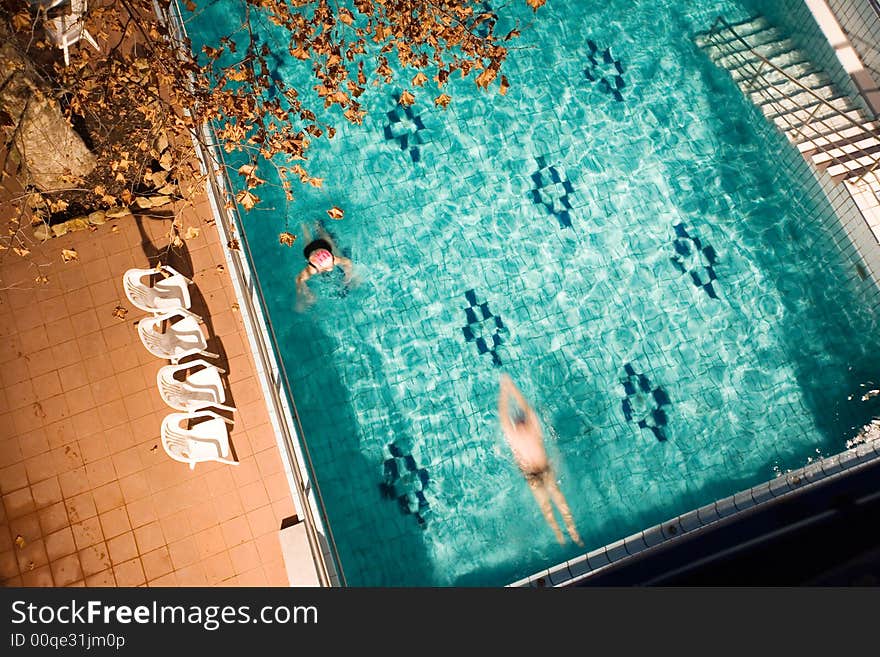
top-left (25, 453), bottom-right (58, 486)
top-left (220, 516), bottom-right (252, 550)
top-left (193, 525), bottom-right (225, 561)
top-left (19, 326), bottom-right (49, 354)
top-left (38, 502), bottom-right (70, 536)
top-left (239, 481), bottom-right (270, 512)
top-left (19, 429), bottom-right (51, 460)
top-left (86, 458), bottom-right (117, 489)
top-left (0, 463), bottom-right (28, 495)
top-left (71, 516), bottom-right (103, 551)
top-left (31, 477), bottom-right (62, 508)
top-left (122, 389), bottom-right (155, 421)
top-left (65, 491), bottom-right (97, 524)
top-left (113, 557), bottom-right (145, 587)
top-left (70, 409), bottom-right (102, 441)
top-left (158, 509), bottom-right (192, 543)
top-left (91, 376), bottom-right (122, 404)
top-left (247, 506), bottom-right (279, 539)
top-left (51, 340), bottom-right (84, 371)
top-left (46, 317), bottom-right (76, 348)
top-left (0, 549), bottom-right (19, 581)
top-left (37, 395), bottom-right (70, 426)
top-left (235, 566), bottom-right (268, 587)
top-left (78, 434), bottom-right (110, 465)
top-left (148, 571), bottom-right (178, 587)
top-left (107, 532), bottom-right (138, 565)
top-left (32, 371), bottom-right (63, 401)
top-left (118, 472), bottom-right (150, 504)
top-left (168, 536), bottom-right (200, 570)
top-left (202, 550), bottom-right (235, 585)
top-left (53, 444), bottom-right (84, 477)
top-left (65, 385), bottom-right (96, 417)
top-left (51, 553), bottom-right (83, 587)
top-left (79, 542), bottom-right (112, 577)
top-left (141, 547), bottom-right (174, 582)
top-left (230, 457), bottom-right (261, 488)
top-left (92, 481), bottom-right (124, 514)
top-left (45, 419), bottom-right (77, 449)
top-left (262, 559), bottom-right (289, 586)
top-left (133, 521), bottom-right (165, 555)
top-left (213, 490), bottom-right (244, 524)
top-left (99, 508), bottom-right (131, 539)
top-left (16, 538), bottom-right (49, 573)
top-left (174, 562), bottom-right (208, 587)
top-left (21, 564), bottom-right (54, 587)
top-left (44, 527), bottom-right (77, 561)
top-left (6, 379), bottom-right (38, 412)
top-left (229, 540), bottom-right (261, 575)
top-left (58, 466), bottom-right (90, 498)
top-left (4, 486), bottom-right (35, 518)
top-left (85, 569), bottom-right (117, 587)
top-left (112, 447), bottom-right (145, 479)
top-left (253, 532), bottom-right (283, 566)
top-left (124, 496), bottom-right (157, 529)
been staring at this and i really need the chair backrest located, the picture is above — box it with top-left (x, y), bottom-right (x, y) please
top-left (161, 426), bottom-right (196, 465)
top-left (157, 375), bottom-right (214, 410)
top-left (138, 318), bottom-right (174, 358)
top-left (123, 271), bottom-right (161, 312)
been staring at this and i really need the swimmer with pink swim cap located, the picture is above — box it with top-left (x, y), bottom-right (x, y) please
top-left (295, 222), bottom-right (354, 310)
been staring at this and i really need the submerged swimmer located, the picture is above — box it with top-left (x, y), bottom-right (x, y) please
top-left (497, 373), bottom-right (584, 547)
top-left (295, 222), bottom-right (354, 309)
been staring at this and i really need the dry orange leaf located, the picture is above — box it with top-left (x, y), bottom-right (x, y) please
top-left (279, 232), bottom-right (297, 247)
top-left (399, 90), bottom-right (416, 106)
top-left (434, 93), bottom-right (452, 108)
top-left (12, 247), bottom-right (30, 257)
top-left (14, 535), bottom-right (26, 549)
top-left (411, 72), bottom-right (428, 87)
top-left (34, 275), bottom-right (49, 285)
top-left (184, 226), bottom-right (201, 240)
top-left (526, 0), bottom-right (546, 10)
top-left (327, 206), bottom-right (344, 220)
top-left (112, 305), bottom-right (128, 321)
top-left (235, 189), bottom-right (259, 210)
top-left (500, 75), bottom-right (510, 95)
top-left (227, 238), bottom-right (240, 251)
top-left (61, 248), bottom-right (78, 263)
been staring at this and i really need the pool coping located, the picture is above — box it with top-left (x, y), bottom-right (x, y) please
top-left (509, 439), bottom-right (880, 587)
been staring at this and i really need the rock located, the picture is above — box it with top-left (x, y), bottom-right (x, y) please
top-left (66, 217), bottom-right (90, 232)
top-left (51, 222), bottom-right (69, 237)
top-left (134, 196), bottom-right (154, 209)
top-left (88, 211), bottom-right (106, 225)
top-left (33, 223), bottom-right (51, 241)
top-left (0, 34), bottom-right (96, 192)
top-left (106, 206), bottom-right (132, 218)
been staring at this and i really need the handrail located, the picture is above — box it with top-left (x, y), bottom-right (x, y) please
top-left (153, 0), bottom-right (347, 586)
top-left (704, 14), bottom-right (880, 184)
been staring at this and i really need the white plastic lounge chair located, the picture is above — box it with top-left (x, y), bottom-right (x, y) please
top-left (157, 359), bottom-right (235, 412)
top-left (123, 264), bottom-right (196, 316)
top-left (160, 409), bottom-right (238, 470)
top-left (137, 308), bottom-right (218, 364)
top-left (43, 0), bottom-right (100, 67)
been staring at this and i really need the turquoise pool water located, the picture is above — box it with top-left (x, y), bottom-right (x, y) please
top-left (188, 0), bottom-right (880, 585)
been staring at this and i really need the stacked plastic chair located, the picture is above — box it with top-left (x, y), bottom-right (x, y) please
top-left (124, 264), bottom-right (238, 469)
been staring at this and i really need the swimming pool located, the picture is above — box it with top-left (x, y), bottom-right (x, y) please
top-left (186, 0), bottom-right (880, 585)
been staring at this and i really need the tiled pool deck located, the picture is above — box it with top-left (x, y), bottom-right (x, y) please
top-left (0, 174), bottom-right (297, 586)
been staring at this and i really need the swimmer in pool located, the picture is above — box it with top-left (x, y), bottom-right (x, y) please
top-left (295, 222), bottom-right (354, 309)
top-left (497, 373), bottom-right (584, 546)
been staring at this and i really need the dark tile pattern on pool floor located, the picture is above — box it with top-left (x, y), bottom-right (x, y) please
top-left (383, 94), bottom-right (427, 163)
top-left (620, 363), bottom-right (671, 441)
top-left (584, 40), bottom-right (626, 102)
top-left (671, 222), bottom-right (720, 299)
top-left (461, 289), bottom-right (507, 367)
top-left (529, 156), bottom-right (575, 229)
top-left (380, 440), bottom-right (431, 528)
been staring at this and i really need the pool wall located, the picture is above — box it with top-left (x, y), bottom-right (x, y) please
top-left (513, 0), bottom-right (880, 586)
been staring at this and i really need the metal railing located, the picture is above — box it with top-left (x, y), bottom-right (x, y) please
top-left (703, 15), bottom-right (880, 184)
top-left (153, 0), bottom-right (347, 587)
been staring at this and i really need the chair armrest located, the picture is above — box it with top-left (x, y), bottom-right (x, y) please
top-left (159, 264), bottom-right (193, 285)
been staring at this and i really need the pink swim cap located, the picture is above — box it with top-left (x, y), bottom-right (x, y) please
top-left (310, 248), bottom-right (334, 271)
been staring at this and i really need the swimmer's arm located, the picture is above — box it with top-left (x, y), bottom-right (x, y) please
top-left (295, 267), bottom-right (316, 305)
top-left (498, 385), bottom-right (514, 435)
top-left (335, 255), bottom-right (354, 282)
